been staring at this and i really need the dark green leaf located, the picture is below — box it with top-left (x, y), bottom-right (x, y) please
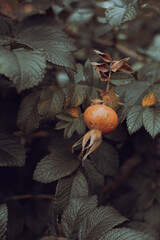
top-left (152, 88), bottom-right (160, 102)
top-left (17, 91), bottom-right (41, 134)
top-left (143, 107), bottom-right (160, 138)
top-left (54, 171), bottom-right (88, 215)
top-left (78, 206), bottom-right (127, 240)
top-left (85, 158), bottom-right (104, 193)
top-left (33, 150), bottom-right (80, 183)
top-left (0, 131), bottom-right (26, 167)
top-left (64, 121), bottom-right (76, 138)
top-left (0, 204), bottom-right (8, 240)
top-left (104, 125), bottom-right (128, 142)
top-left (110, 72), bottom-right (135, 85)
top-left (127, 105), bottom-right (144, 134)
top-left (90, 141), bottom-right (119, 177)
top-left (16, 25), bottom-right (76, 70)
top-left (98, 227), bottom-right (155, 240)
top-left (55, 120), bottom-right (70, 130)
top-left (105, 0), bottom-right (139, 27)
top-left (61, 196), bottom-right (97, 239)
top-left (0, 47), bottom-right (46, 92)
top-left (74, 114), bottom-right (86, 135)
top-left (38, 86), bottom-right (65, 120)
top-left (66, 84), bottom-right (86, 107)
top-left (74, 64), bottom-right (84, 83)
top-left (137, 63), bottom-right (160, 83)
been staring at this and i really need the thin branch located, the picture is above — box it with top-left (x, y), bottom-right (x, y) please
top-left (95, 38), bottom-right (145, 62)
top-left (7, 194), bottom-right (54, 201)
top-left (102, 155), bottom-right (142, 195)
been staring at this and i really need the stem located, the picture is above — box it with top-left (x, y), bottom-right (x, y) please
top-left (7, 194), bottom-right (54, 201)
top-left (106, 70), bottom-right (112, 93)
top-left (80, 85), bottom-right (102, 93)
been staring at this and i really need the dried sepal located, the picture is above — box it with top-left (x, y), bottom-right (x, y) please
top-left (82, 129), bottom-right (102, 165)
top-left (92, 50), bottom-right (133, 82)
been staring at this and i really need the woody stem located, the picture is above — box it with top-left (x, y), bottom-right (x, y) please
top-left (106, 70), bottom-right (112, 93)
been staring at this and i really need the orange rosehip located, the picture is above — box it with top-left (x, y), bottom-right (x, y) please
top-left (142, 92), bottom-right (158, 107)
top-left (84, 104), bottom-right (118, 134)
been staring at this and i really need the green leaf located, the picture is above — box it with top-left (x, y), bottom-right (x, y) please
top-left (16, 25), bottom-right (76, 70)
top-left (64, 121), bottom-right (76, 138)
top-left (0, 47), bottom-right (46, 92)
top-left (0, 131), bottom-right (26, 167)
top-left (116, 81), bottom-right (151, 107)
top-left (110, 72), bottom-right (135, 85)
top-left (127, 105), bottom-right (144, 134)
top-left (61, 196), bottom-right (98, 239)
top-left (65, 84), bottom-right (86, 107)
top-left (55, 120), bottom-right (70, 130)
top-left (78, 206), bottom-right (127, 240)
top-left (98, 227), bottom-right (155, 240)
top-left (74, 114), bottom-right (86, 135)
top-left (74, 64), bottom-right (84, 83)
top-left (90, 141), bottom-right (119, 177)
top-left (38, 86), bottom-right (65, 120)
top-left (137, 63), bottom-right (160, 83)
top-left (0, 204), bottom-right (8, 240)
top-left (17, 91), bottom-right (41, 134)
top-left (105, 0), bottom-right (139, 27)
top-left (33, 150), bottom-right (80, 183)
top-left (85, 158), bottom-right (104, 193)
top-left (152, 88), bottom-right (160, 102)
top-left (54, 171), bottom-right (88, 215)
top-left (143, 107), bottom-right (160, 138)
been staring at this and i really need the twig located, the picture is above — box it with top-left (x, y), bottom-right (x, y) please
top-left (7, 194), bottom-right (54, 201)
top-left (95, 38), bottom-right (145, 62)
top-left (102, 155), bottom-right (142, 195)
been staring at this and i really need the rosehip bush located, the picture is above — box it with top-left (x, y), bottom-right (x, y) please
top-left (0, 0), bottom-right (160, 240)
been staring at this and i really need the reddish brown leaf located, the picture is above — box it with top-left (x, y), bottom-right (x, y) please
top-left (93, 50), bottom-right (112, 63)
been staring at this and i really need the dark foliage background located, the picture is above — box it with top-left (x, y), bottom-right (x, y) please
top-left (0, 0), bottom-right (160, 239)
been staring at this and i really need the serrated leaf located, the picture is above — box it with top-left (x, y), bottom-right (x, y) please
top-left (38, 86), bottom-right (64, 120)
top-left (98, 227), bottom-right (155, 240)
top-left (0, 46), bottom-right (46, 92)
top-left (74, 64), bottom-right (84, 83)
top-left (0, 204), bottom-right (8, 240)
top-left (110, 72), bottom-right (135, 85)
top-left (0, 131), bottom-right (26, 167)
top-left (16, 25), bottom-right (76, 70)
top-left (54, 171), bottom-right (88, 215)
top-left (17, 91), bottom-right (41, 134)
top-left (137, 63), bottom-right (160, 83)
top-left (55, 120), bottom-right (70, 130)
top-left (116, 81), bottom-right (151, 107)
top-left (127, 105), bottom-right (144, 134)
top-left (143, 107), bottom-right (160, 138)
top-left (33, 150), bottom-right (80, 183)
top-left (66, 84), bottom-right (86, 107)
top-left (105, 0), bottom-right (139, 27)
top-left (78, 206), bottom-right (127, 240)
top-left (152, 88), bottom-right (160, 102)
top-left (74, 114), bottom-right (86, 135)
top-left (85, 158), bottom-right (104, 193)
top-left (89, 141), bottom-right (119, 177)
top-left (61, 196), bottom-right (98, 239)
top-left (64, 121), bottom-right (76, 139)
